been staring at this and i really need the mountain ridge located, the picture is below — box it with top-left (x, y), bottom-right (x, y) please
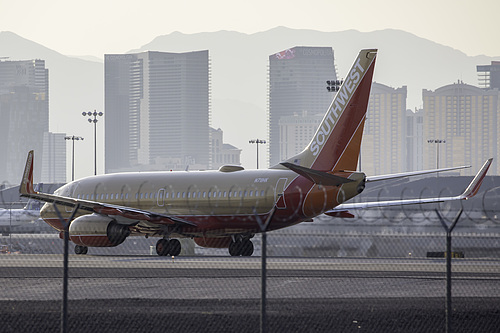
top-left (1, 28), bottom-right (499, 170)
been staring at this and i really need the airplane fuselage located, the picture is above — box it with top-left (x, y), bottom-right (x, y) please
top-left (40, 167), bottom-right (365, 238)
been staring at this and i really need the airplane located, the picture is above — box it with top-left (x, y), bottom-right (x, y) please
top-left (18, 49), bottom-right (492, 256)
top-left (0, 185), bottom-right (42, 235)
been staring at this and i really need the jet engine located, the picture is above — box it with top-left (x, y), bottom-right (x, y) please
top-left (69, 214), bottom-right (130, 247)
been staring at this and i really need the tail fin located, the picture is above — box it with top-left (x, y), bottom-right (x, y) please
top-left (281, 49), bottom-right (377, 172)
top-left (20, 150), bottom-right (36, 195)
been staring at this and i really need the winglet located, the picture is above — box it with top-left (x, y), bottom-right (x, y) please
top-left (460, 158), bottom-right (492, 200)
top-left (20, 150), bottom-right (36, 195)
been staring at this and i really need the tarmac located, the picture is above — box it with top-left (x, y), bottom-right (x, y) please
top-left (0, 254), bottom-right (499, 332)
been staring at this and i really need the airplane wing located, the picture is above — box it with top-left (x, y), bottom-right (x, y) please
top-left (366, 165), bottom-right (471, 182)
top-left (19, 151), bottom-right (197, 227)
top-left (325, 158), bottom-right (492, 216)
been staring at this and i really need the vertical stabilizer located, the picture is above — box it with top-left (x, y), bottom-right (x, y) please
top-left (281, 49), bottom-right (377, 172)
top-left (20, 150), bottom-right (35, 195)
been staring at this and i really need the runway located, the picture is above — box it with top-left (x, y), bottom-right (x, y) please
top-left (1, 254), bottom-right (499, 332)
top-left (0, 254), bottom-right (499, 301)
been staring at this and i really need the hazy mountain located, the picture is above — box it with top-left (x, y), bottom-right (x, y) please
top-left (0, 31), bottom-right (103, 130)
top-left (131, 27), bottom-right (499, 166)
top-left (1, 28), bottom-right (499, 170)
top-left (0, 31), bottom-right (104, 179)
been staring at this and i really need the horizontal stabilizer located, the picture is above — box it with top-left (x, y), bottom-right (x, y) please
top-left (325, 158), bottom-right (493, 214)
top-left (280, 162), bottom-right (353, 186)
top-left (366, 165), bottom-right (471, 182)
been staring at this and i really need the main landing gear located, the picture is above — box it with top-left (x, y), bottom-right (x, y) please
top-left (156, 238), bottom-right (181, 256)
top-left (74, 245), bottom-right (88, 255)
top-left (229, 238), bottom-right (254, 256)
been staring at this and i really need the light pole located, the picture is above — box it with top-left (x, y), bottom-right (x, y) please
top-left (427, 139), bottom-right (446, 169)
top-left (82, 110), bottom-right (103, 175)
top-left (249, 139), bottom-right (266, 169)
top-left (64, 136), bottom-right (84, 181)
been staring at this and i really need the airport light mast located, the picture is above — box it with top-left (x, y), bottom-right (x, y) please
top-left (249, 139), bottom-right (266, 169)
top-left (82, 110), bottom-right (103, 175)
top-left (64, 135), bottom-right (84, 181)
top-left (427, 139), bottom-right (446, 170)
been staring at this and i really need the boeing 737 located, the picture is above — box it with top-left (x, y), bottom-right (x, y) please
top-left (19, 49), bottom-right (492, 256)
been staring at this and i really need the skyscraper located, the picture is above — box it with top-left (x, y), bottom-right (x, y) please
top-left (268, 47), bottom-right (336, 167)
top-left (0, 59), bottom-right (48, 184)
top-left (279, 111), bottom-right (323, 161)
top-left (361, 83), bottom-right (408, 175)
top-left (105, 51), bottom-right (210, 172)
top-left (423, 81), bottom-right (500, 175)
top-left (41, 132), bottom-right (66, 183)
top-left (477, 61), bottom-right (500, 90)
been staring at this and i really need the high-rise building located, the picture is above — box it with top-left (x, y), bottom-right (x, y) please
top-left (41, 132), bottom-right (66, 183)
top-left (477, 61), bottom-right (500, 90)
top-left (0, 59), bottom-right (48, 184)
top-left (105, 51), bottom-right (210, 173)
top-left (268, 47), bottom-right (336, 167)
top-left (423, 81), bottom-right (500, 175)
top-left (278, 111), bottom-right (323, 161)
top-left (405, 108), bottom-right (424, 172)
top-left (361, 83), bottom-right (408, 175)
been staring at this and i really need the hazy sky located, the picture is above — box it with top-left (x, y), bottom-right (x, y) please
top-left (1, 0), bottom-right (499, 58)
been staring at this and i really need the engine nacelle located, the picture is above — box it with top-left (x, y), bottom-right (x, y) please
top-left (194, 237), bottom-right (232, 248)
top-left (68, 214), bottom-right (130, 247)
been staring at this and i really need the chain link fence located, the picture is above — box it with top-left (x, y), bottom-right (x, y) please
top-left (0, 176), bottom-right (499, 332)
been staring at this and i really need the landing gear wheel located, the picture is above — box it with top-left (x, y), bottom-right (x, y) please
top-left (240, 240), bottom-right (254, 257)
top-left (74, 245), bottom-right (88, 255)
top-left (169, 239), bottom-right (181, 256)
top-left (229, 239), bottom-right (254, 256)
top-left (156, 239), bottom-right (170, 256)
top-left (229, 240), bottom-right (242, 256)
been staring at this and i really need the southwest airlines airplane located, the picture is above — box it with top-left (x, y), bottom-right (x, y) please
top-left (19, 49), bottom-right (492, 256)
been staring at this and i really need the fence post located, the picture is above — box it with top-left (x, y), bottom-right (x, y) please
top-left (53, 204), bottom-right (81, 333)
top-left (255, 206), bottom-right (277, 333)
top-left (435, 209), bottom-right (462, 333)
